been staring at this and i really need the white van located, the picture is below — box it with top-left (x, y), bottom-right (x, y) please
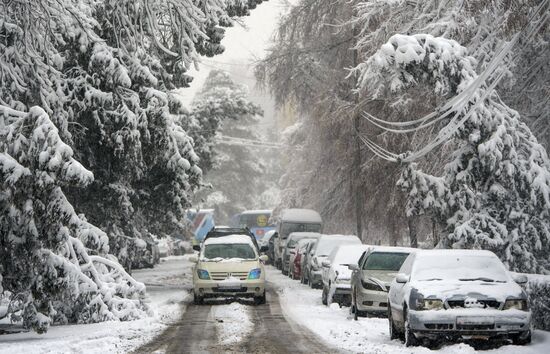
top-left (274, 209), bottom-right (322, 272)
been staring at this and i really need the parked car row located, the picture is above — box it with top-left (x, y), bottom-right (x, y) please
top-left (271, 208), bottom-right (534, 348)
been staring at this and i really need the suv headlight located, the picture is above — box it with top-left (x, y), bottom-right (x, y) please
top-left (197, 269), bottom-right (210, 280)
top-left (361, 280), bottom-right (384, 291)
top-left (503, 299), bottom-right (528, 311)
top-left (416, 299), bottom-right (443, 310)
top-left (248, 268), bottom-right (262, 280)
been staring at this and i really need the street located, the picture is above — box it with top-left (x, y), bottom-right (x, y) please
top-left (136, 282), bottom-right (335, 354)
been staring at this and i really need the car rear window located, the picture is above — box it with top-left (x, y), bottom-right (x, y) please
top-left (203, 244), bottom-right (256, 260)
top-left (363, 252), bottom-right (409, 271)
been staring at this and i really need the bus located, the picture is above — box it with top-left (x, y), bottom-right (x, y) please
top-left (237, 210), bottom-right (275, 240)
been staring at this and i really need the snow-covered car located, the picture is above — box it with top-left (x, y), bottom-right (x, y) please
top-left (259, 229), bottom-right (276, 250)
top-left (292, 239), bottom-right (315, 280)
top-left (307, 234), bottom-right (362, 288)
top-left (282, 232), bottom-right (321, 276)
top-left (387, 249), bottom-right (532, 347)
top-left (349, 246), bottom-right (414, 319)
top-left (321, 244), bottom-right (370, 306)
top-left (190, 234), bottom-right (268, 305)
top-left (274, 209), bottom-right (323, 271)
top-left (299, 239), bottom-right (318, 284)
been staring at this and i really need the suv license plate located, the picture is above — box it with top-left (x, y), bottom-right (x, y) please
top-left (218, 283), bottom-right (241, 289)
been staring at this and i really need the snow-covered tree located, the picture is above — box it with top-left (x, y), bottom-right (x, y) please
top-left (0, 0), bottom-right (266, 332)
top-left (191, 70), bottom-right (276, 222)
top-left (0, 106), bottom-right (148, 333)
top-left (257, 0), bottom-right (549, 246)
top-left (359, 33), bottom-right (550, 273)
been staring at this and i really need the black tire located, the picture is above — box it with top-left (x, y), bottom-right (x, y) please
top-left (254, 291), bottom-right (266, 305)
top-left (322, 286), bottom-right (328, 305)
top-left (511, 330), bottom-right (532, 345)
top-left (404, 309), bottom-right (419, 347)
top-left (388, 305), bottom-right (399, 340)
top-left (193, 292), bottom-right (204, 305)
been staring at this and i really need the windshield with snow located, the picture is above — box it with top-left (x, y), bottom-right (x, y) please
top-left (363, 252), bottom-right (410, 271)
top-left (412, 255), bottom-right (509, 282)
top-left (281, 222), bottom-right (321, 239)
top-left (203, 244), bottom-right (256, 260)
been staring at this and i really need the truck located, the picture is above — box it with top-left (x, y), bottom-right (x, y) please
top-left (274, 208), bottom-right (323, 273)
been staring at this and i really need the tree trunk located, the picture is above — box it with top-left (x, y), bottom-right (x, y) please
top-left (408, 216), bottom-right (418, 248)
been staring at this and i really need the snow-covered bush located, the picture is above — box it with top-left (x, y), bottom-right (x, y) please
top-left (359, 34), bottom-right (550, 273)
top-left (526, 277), bottom-right (550, 331)
top-left (0, 106), bottom-right (148, 333)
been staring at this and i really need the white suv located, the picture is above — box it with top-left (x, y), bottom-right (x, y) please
top-left (190, 234), bottom-right (268, 305)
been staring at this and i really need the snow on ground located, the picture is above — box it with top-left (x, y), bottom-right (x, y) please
top-left (211, 302), bottom-right (254, 345)
top-left (0, 255), bottom-right (194, 354)
top-left (267, 267), bottom-right (550, 354)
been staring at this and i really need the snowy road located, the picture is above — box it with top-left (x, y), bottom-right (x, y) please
top-left (135, 285), bottom-right (335, 353)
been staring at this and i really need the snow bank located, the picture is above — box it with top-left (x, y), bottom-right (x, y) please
top-left (0, 256), bottom-right (193, 353)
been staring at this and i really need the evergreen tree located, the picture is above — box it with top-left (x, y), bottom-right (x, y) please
top-left (359, 34), bottom-right (550, 272)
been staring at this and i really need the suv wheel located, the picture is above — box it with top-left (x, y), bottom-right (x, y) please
top-left (254, 291), bottom-right (266, 305)
top-left (511, 330), bottom-right (531, 345)
top-left (404, 309), bottom-right (418, 347)
top-left (193, 292), bottom-right (204, 305)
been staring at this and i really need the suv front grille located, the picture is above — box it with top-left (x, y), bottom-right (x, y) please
top-left (210, 272), bottom-right (249, 281)
top-left (446, 300), bottom-right (501, 309)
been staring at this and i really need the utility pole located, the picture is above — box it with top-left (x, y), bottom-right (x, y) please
top-left (352, 21), bottom-right (364, 242)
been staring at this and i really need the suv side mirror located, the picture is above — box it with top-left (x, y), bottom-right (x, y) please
top-left (188, 255), bottom-right (198, 263)
top-left (395, 273), bottom-right (409, 284)
top-left (513, 274), bottom-right (528, 284)
top-left (192, 245), bottom-right (200, 252)
top-left (259, 255), bottom-right (269, 262)
top-left (321, 260), bottom-right (331, 268)
top-left (348, 264), bottom-right (359, 271)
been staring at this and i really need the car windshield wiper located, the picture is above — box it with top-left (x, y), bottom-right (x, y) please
top-left (459, 277), bottom-right (499, 282)
top-left (420, 278), bottom-right (442, 281)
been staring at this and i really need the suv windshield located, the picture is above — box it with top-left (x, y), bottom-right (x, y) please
top-left (363, 252), bottom-right (410, 271)
top-left (203, 244), bottom-right (256, 260)
top-left (413, 255), bottom-right (508, 282)
top-left (281, 223), bottom-right (321, 238)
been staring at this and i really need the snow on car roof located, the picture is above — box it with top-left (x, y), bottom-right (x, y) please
top-left (240, 209), bottom-right (272, 215)
top-left (416, 249), bottom-right (497, 258)
top-left (280, 209), bottom-right (322, 223)
top-left (203, 234), bottom-right (255, 245)
top-left (288, 232), bottom-right (321, 239)
top-left (330, 244), bottom-right (371, 264)
top-left (369, 246), bottom-right (417, 254)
